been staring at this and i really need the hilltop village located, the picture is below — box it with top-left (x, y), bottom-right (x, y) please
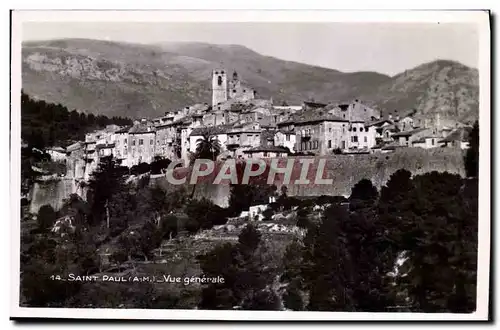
top-left (53, 69), bottom-right (473, 182)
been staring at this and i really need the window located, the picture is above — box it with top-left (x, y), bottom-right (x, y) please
top-left (264, 152), bottom-right (268, 157)
top-left (351, 136), bottom-right (358, 143)
top-left (132, 140), bottom-right (136, 146)
top-left (314, 141), bottom-right (318, 149)
top-left (124, 139), bottom-right (127, 144)
top-left (301, 142), bottom-right (306, 151)
top-left (364, 136), bottom-right (367, 143)
top-left (432, 139), bottom-right (435, 145)
top-left (308, 141), bottom-right (312, 150)
top-left (329, 127), bottom-right (332, 132)
top-left (286, 134), bottom-right (290, 141)
top-left (343, 114), bottom-right (346, 119)
top-left (360, 127), bottom-right (364, 132)
top-left (150, 139), bottom-right (154, 145)
top-left (233, 89), bottom-right (236, 93)
top-left (328, 140), bottom-right (332, 148)
top-left (139, 139), bottom-right (144, 145)
top-left (353, 127), bottom-right (357, 132)
top-left (243, 89), bottom-right (246, 92)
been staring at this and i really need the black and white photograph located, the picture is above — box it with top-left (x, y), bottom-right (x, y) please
top-left (9, 10), bottom-right (490, 321)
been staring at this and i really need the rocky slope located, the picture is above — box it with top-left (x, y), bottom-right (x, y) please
top-left (22, 38), bottom-right (479, 123)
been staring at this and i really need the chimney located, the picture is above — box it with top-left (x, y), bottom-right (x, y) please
top-left (388, 114), bottom-right (393, 120)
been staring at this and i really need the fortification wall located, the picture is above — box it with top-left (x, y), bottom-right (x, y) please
top-left (29, 148), bottom-right (465, 213)
top-left (30, 179), bottom-right (74, 214)
top-left (152, 148), bottom-right (465, 207)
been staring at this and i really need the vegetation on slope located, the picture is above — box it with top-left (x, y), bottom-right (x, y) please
top-left (22, 39), bottom-right (479, 122)
top-left (21, 91), bottom-right (132, 150)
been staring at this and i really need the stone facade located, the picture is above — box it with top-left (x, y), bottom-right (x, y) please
top-left (212, 69), bottom-right (255, 107)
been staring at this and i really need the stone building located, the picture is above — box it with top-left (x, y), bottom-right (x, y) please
top-left (278, 114), bottom-right (350, 155)
top-left (228, 71), bottom-right (256, 102)
top-left (127, 123), bottom-right (156, 166)
top-left (326, 99), bottom-right (380, 122)
top-left (155, 124), bottom-right (178, 161)
top-left (392, 127), bottom-right (441, 148)
top-left (211, 69), bottom-right (255, 107)
top-left (274, 129), bottom-right (296, 153)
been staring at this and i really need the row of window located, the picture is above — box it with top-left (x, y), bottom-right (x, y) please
top-left (131, 139), bottom-right (154, 146)
top-left (350, 136), bottom-right (368, 143)
top-left (300, 140), bottom-right (319, 151)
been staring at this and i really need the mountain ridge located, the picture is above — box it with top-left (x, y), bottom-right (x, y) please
top-left (21, 38), bottom-right (479, 123)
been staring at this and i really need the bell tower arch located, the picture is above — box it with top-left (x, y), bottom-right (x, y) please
top-left (212, 69), bottom-right (228, 107)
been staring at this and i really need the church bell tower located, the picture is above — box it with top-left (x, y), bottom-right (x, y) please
top-left (212, 69), bottom-right (228, 108)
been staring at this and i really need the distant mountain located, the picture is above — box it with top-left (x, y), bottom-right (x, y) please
top-left (21, 38), bottom-right (479, 123)
top-left (361, 60), bottom-right (479, 124)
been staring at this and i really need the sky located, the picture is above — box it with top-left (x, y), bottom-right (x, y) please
top-left (22, 22), bottom-right (479, 76)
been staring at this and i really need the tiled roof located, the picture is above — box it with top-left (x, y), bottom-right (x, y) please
top-left (391, 127), bottom-right (428, 137)
top-left (366, 119), bottom-right (394, 127)
top-left (129, 124), bottom-right (155, 134)
top-left (66, 142), bottom-right (82, 152)
top-left (293, 114), bottom-right (348, 125)
top-left (439, 127), bottom-right (472, 143)
top-left (189, 126), bottom-right (231, 137)
top-left (303, 101), bottom-right (328, 108)
top-left (116, 126), bottom-right (131, 134)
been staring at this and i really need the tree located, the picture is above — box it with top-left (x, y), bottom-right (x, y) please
top-left (198, 223), bottom-right (280, 310)
top-left (150, 156), bottom-right (171, 175)
top-left (87, 156), bottom-right (128, 227)
top-left (391, 172), bottom-right (477, 313)
top-left (238, 224), bottom-right (261, 255)
top-left (296, 207), bottom-right (311, 229)
top-left (21, 91), bottom-right (132, 150)
top-left (281, 240), bottom-right (306, 311)
top-left (184, 198), bottom-right (228, 232)
top-left (350, 178), bottom-right (378, 204)
top-left (193, 128), bottom-right (222, 163)
top-left (464, 121), bottom-right (479, 178)
top-left (228, 184), bottom-right (277, 217)
top-left (37, 204), bottom-right (56, 231)
top-left (262, 208), bottom-right (274, 221)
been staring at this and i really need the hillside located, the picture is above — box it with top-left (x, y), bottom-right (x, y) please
top-left (21, 38), bottom-right (479, 122)
top-left (362, 60), bottom-right (479, 124)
